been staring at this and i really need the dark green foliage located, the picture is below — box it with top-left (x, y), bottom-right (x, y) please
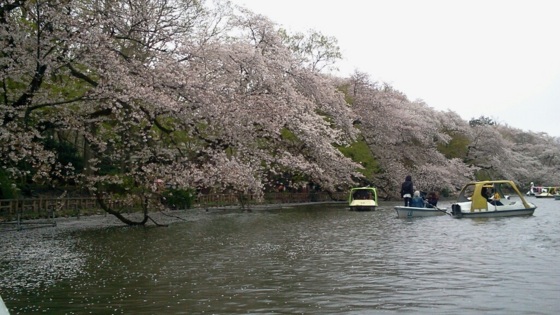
top-left (0, 170), bottom-right (18, 199)
top-left (469, 116), bottom-right (496, 127)
top-left (162, 188), bottom-right (195, 209)
top-left (98, 157), bottom-right (121, 176)
top-left (98, 175), bottom-right (137, 195)
top-left (437, 132), bottom-right (470, 159)
top-left (280, 128), bottom-right (299, 142)
top-left (338, 139), bottom-right (380, 178)
top-left (43, 138), bottom-right (84, 175)
top-left (336, 83), bottom-right (354, 105)
top-left (474, 170), bottom-right (494, 182)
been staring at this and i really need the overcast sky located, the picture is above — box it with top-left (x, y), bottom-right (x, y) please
top-left (231, 0), bottom-right (560, 137)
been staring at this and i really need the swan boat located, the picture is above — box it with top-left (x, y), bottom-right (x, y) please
top-left (527, 183), bottom-right (559, 198)
top-left (534, 187), bottom-right (559, 198)
top-left (348, 186), bottom-right (378, 211)
top-left (451, 180), bottom-right (536, 218)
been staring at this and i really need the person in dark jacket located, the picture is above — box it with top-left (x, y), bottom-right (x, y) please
top-left (400, 175), bottom-right (414, 206)
top-left (426, 191), bottom-right (439, 208)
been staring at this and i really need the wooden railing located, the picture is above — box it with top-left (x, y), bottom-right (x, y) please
top-left (0, 191), bottom-right (348, 225)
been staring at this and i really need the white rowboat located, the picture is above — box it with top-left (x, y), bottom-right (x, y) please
top-left (394, 205), bottom-right (447, 218)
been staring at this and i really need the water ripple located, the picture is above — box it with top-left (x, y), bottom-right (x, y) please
top-left (1, 200), bottom-right (560, 314)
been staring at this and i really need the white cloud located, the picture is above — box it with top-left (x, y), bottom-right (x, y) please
top-left (232, 0), bottom-right (560, 136)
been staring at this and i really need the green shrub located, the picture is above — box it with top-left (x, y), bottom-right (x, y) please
top-left (162, 188), bottom-right (195, 209)
top-left (0, 171), bottom-right (18, 199)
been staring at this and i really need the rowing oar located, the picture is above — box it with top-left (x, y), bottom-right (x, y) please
top-left (424, 200), bottom-right (448, 214)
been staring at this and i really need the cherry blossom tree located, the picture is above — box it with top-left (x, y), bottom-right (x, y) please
top-left (340, 72), bottom-right (475, 198)
top-left (280, 28), bottom-right (342, 73)
top-left (175, 6), bottom-right (362, 193)
top-left (494, 126), bottom-right (560, 189)
top-left (1, 0), bottom-right (362, 224)
top-left (2, 0), bottom-right (559, 226)
top-left (339, 67), bottom-right (560, 199)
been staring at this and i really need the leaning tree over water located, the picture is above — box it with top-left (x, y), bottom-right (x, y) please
top-left (0, 0), bottom-right (362, 224)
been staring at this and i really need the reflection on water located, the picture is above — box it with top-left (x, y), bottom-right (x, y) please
top-left (1, 199), bottom-right (560, 314)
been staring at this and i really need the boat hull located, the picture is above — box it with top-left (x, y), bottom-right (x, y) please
top-left (394, 206), bottom-right (446, 218)
top-left (452, 180), bottom-right (537, 219)
top-left (450, 203), bottom-right (536, 218)
top-left (535, 194), bottom-right (555, 198)
top-left (350, 205), bottom-right (376, 211)
top-left (555, 195), bottom-right (560, 200)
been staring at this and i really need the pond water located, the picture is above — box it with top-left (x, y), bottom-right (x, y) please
top-left (1, 197), bottom-right (559, 314)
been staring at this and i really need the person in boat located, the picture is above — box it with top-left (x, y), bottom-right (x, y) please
top-left (481, 187), bottom-right (492, 202)
top-left (410, 190), bottom-right (425, 207)
top-left (400, 175), bottom-right (414, 206)
top-left (482, 187), bottom-right (503, 206)
top-left (490, 190), bottom-right (504, 206)
top-left (527, 182), bottom-right (535, 195)
top-left (360, 191), bottom-right (369, 199)
top-left (353, 190), bottom-right (370, 200)
top-left (425, 191), bottom-right (439, 208)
